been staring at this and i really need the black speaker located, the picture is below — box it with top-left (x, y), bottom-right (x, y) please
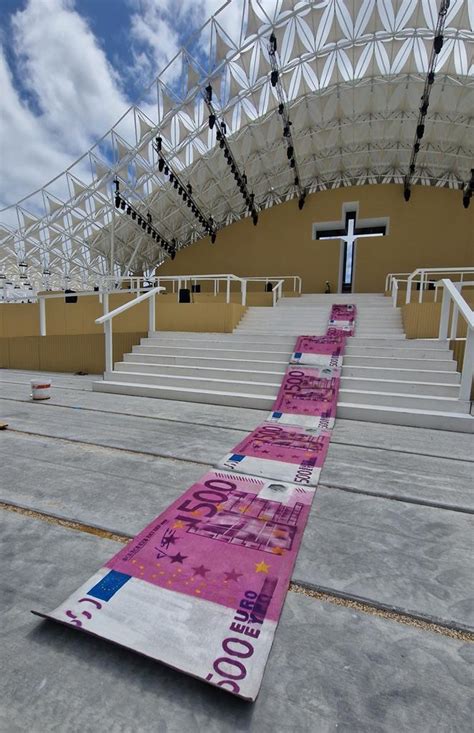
top-left (191, 284), bottom-right (201, 293)
top-left (65, 289), bottom-right (77, 303)
top-left (179, 288), bottom-right (191, 303)
top-left (265, 282), bottom-right (273, 292)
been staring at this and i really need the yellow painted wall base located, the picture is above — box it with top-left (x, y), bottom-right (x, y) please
top-left (0, 333), bottom-right (146, 373)
top-left (155, 303), bottom-right (246, 332)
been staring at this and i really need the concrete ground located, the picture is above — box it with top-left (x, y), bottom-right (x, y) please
top-left (0, 369), bottom-right (473, 732)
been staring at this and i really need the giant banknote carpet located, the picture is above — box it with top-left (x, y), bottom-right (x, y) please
top-left (34, 304), bottom-right (356, 701)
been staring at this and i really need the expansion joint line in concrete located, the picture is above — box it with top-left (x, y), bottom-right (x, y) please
top-left (5, 427), bottom-right (212, 468)
top-left (2, 500), bottom-right (472, 643)
top-left (319, 482), bottom-right (474, 515)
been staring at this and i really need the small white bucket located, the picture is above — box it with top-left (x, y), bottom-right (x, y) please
top-left (31, 378), bottom-right (52, 400)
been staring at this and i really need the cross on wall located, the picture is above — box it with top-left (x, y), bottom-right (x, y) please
top-left (313, 205), bottom-right (388, 293)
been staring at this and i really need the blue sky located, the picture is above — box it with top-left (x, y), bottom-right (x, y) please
top-left (0, 0), bottom-right (231, 211)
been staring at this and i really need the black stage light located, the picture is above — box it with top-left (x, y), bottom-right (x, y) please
top-left (219, 139), bottom-right (225, 149)
top-left (211, 232), bottom-right (216, 244)
top-left (404, 185), bottom-right (411, 202)
top-left (428, 71), bottom-right (435, 84)
top-left (242, 174), bottom-right (247, 184)
top-left (178, 186), bottom-right (183, 196)
top-left (294, 176), bottom-right (299, 186)
top-left (287, 146), bottom-right (293, 159)
top-left (221, 120), bottom-right (227, 134)
top-left (420, 99), bottom-right (429, 115)
top-left (183, 192), bottom-right (188, 202)
top-left (147, 225), bottom-right (152, 234)
top-left (205, 84), bottom-right (213, 102)
top-left (269, 32), bottom-right (277, 53)
top-left (126, 206), bottom-right (131, 215)
top-left (209, 113), bottom-right (216, 130)
top-left (463, 194), bottom-right (470, 209)
top-left (158, 158), bottom-right (165, 172)
top-left (115, 195), bottom-right (121, 208)
top-left (283, 125), bottom-right (290, 137)
top-left (414, 142), bottom-right (420, 153)
top-left (141, 221), bottom-right (147, 230)
top-left (156, 136), bottom-right (162, 151)
top-left (132, 211), bottom-right (136, 220)
top-left (416, 123), bottom-right (425, 139)
top-left (409, 163), bottom-right (415, 174)
top-left (187, 200), bottom-right (191, 207)
top-left (271, 70), bottom-right (279, 87)
top-left (147, 212), bottom-right (152, 223)
top-left (252, 212), bottom-right (258, 226)
top-left (137, 216), bottom-right (142, 225)
top-left (433, 34), bottom-right (444, 54)
top-left (187, 184), bottom-right (192, 195)
top-left (169, 173), bottom-right (174, 183)
top-left (164, 165), bottom-right (169, 176)
top-left (290, 158), bottom-right (296, 168)
top-left (120, 199), bottom-right (126, 210)
top-left (174, 180), bottom-right (178, 189)
top-left (278, 103), bottom-right (284, 115)
top-left (298, 195), bottom-right (306, 210)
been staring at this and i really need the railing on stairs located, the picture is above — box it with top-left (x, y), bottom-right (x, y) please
top-left (437, 279), bottom-right (474, 402)
top-left (386, 267), bottom-right (474, 306)
top-left (95, 285), bottom-right (165, 372)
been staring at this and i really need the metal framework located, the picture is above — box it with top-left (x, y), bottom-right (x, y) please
top-left (0, 0), bottom-right (472, 289)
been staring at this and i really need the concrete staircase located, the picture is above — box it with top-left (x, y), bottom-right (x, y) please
top-left (93, 294), bottom-right (473, 432)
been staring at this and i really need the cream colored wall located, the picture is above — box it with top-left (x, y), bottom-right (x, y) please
top-left (0, 296), bottom-right (246, 338)
top-left (157, 184), bottom-right (474, 293)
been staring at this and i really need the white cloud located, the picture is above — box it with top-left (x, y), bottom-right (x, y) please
top-left (0, 45), bottom-right (73, 213)
top-left (11, 0), bottom-right (129, 151)
top-left (0, 0), bottom-right (131, 213)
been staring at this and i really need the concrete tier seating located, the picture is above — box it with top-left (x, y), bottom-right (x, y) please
top-left (93, 294), bottom-right (474, 432)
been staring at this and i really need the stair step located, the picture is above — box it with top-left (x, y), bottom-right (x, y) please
top-left (337, 403), bottom-right (474, 433)
top-left (339, 389), bottom-right (469, 413)
top-left (141, 337), bottom-right (296, 353)
top-left (93, 380), bottom-right (275, 410)
top-left (125, 353), bottom-right (288, 370)
top-left (344, 346), bottom-right (453, 359)
top-left (116, 361), bottom-right (286, 382)
top-left (133, 345), bottom-right (292, 360)
top-left (343, 355), bottom-right (456, 370)
top-left (341, 377), bottom-right (459, 397)
top-left (105, 371), bottom-right (280, 395)
top-left (341, 365), bottom-right (460, 384)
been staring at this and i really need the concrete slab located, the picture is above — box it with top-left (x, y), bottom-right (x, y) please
top-left (1, 511), bottom-right (472, 733)
top-left (0, 376), bottom-right (265, 433)
top-left (321, 442), bottom-right (474, 511)
top-left (295, 487), bottom-right (474, 630)
top-left (332, 419), bottom-right (474, 462)
top-left (0, 398), bottom-right (245, 465)
top-left (1, 431), bottom-right (472, 629)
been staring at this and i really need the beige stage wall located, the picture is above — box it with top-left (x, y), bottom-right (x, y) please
top-left (157, 184), bottom-right (474, 293)
top-left (0, 295), bottom-right (247, 338)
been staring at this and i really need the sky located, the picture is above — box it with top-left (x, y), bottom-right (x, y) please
top-left (0, 0), bottom-right (236, 214)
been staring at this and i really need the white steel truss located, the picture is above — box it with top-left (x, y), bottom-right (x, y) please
top-left (0, 0), bottom-right (472, 288)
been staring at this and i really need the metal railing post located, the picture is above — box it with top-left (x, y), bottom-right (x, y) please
top-left (241, 279), bottom-right (247, 306)
top-left (226, 276), bottom-right (230, 304)
top-left (459, 327), bottom-right (474, 401)
top-left (392, 280), bottom-right (398, 309)
top-left (104, 319), bottom-right (113, 373)
top-left (149, 291), bottom-right (156, 333)
top-left (39, 297), bottom-right (46, 336)
top-left (438, 286), bottom-right (450, 339)
top-left (418, 271), bottom-right (424, 303)
top-left (405, 275), bottom-right (413, 304)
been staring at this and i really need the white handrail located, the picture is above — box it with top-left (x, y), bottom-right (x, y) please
top-left (438, 279), bottom-right (474, 402)
top-left (387, 267), bottom-right (474, 307)
top-left (271, 280), bottom-right (284, 307)
top-left (95, 286), bottom-right (164, 372)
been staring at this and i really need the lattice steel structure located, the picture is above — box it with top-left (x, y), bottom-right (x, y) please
top-left (0, 0), bottom-right (472, 290)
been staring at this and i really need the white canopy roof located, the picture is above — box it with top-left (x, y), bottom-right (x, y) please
top-left (0, 0), bottom-right (472, 287)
